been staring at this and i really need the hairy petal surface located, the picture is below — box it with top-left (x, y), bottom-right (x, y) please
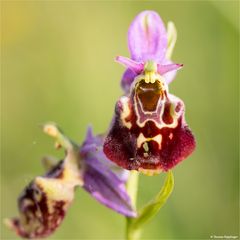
top-left (104, 91), bottom-right (195, 171)
top-left (5, 155), bottom-right (82, 238)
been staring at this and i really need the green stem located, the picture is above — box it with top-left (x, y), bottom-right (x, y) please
top-left (125, 171), bottom-right (174, 240)
top-left (126, 171), bottom-right (139, 208)
top-left (126, 171), bottom-right (140, 240)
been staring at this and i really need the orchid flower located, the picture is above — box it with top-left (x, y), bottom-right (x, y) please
top-left (103, 11), bottom-right (196, 173)
top-left (5, 123), bottom-right (135, 238)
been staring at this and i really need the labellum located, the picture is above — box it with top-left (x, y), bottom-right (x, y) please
top-left (104, 60), bottom-right (196, 171)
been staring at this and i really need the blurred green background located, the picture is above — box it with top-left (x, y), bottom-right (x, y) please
top-left (1, 1), bottom-right (239, 239)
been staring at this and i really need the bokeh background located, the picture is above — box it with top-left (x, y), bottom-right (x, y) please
top-left (1, 1), bottom-right (239, 239)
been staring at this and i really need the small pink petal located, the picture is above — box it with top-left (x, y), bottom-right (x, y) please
top-left (157, 63), bottom-right (183, 75)
top-left (161, 60), bottom-right (178, 84)
top-left (115, 56), bottom-right (144, 74)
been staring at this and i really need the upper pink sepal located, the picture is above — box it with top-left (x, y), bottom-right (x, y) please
top-left (128, 10), bottom-right (167, 62)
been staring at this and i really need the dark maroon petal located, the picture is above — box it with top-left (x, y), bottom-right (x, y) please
top-left (5, 160), bottom-right (78, 238)
top-left (81, 126), bottom-right (130, 182)
top-left (104, 93), bottom-right (195, 171)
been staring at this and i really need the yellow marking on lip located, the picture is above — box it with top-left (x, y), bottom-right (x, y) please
top-left (35, 177), bottom-right (75, 202)
top-left (134, 92), bottom-right (181, 129)
top-left (137, 133), bottom-right (147, 148)
top-left (153, 134), bottom-right (162, 150)
top-left (137, 133), bottom-right (162, 149)
top-left (120, 96), bottom-right (132, 129)
top-left (143, 142), bottom-right (149, 152)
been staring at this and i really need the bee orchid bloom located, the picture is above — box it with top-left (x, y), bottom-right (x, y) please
top-left (103, 11), bottom-right (196, 172)
top-left (5, 124), bottom-right (135, 239)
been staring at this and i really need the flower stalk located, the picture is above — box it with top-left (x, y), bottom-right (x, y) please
top-left (126, 171), bottom-right (140, 240)
top-left (126, 171), bottom-right (174, 240)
